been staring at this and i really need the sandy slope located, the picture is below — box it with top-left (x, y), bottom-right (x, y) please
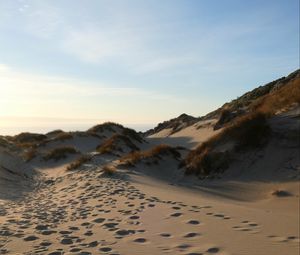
top-left (0, 160), bottom-right (298, 255)
top-left (148, 119), bottom-right (220, 149)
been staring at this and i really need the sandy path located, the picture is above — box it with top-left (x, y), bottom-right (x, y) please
top-left (0, 166), bottom-right (299, 255)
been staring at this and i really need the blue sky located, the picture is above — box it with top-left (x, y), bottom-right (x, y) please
top-left (0, 0), bottom-right (299, 134)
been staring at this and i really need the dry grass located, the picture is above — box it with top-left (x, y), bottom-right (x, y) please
top-left (88, 122), bottom-right (124, 133)
top-left (120, 144), bottom-right (181, 167)
top-left (0, 137), bottom-right (10, 148)
top-left (185, 150), bottom-right (230, 176)
top-left (67, 155), bottom-right (92, 171)
top-left (88, 122), bottom-right (143, 143)
top-left (102, 165), bottom-right (116, 176)
top-left (53, 132), bottom-right (73, 141)
top-left (13, 132), bottom-right (47, 143)
top-left (43, 146), bottom-right (78, 161)
top-left (252, 78), bottom-right (300, 115)
top-left (185, 112), bottom-right (270, 176)
top-left (96, 134), bottom-right (139, 155)
top-left (23, 149), bottom-right (37, 162)
top-left (186, 74), bottom-right (300, 176)
top-left (122, 128), bottom-right (144, 143)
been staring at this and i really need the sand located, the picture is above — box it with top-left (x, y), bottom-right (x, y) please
top-left (0, 109), bottom-right (299, 254)
top-left (0, 158), bottom-right (299, 255)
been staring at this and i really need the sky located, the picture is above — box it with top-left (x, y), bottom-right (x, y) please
top-left (0, 0), bottom-right (299, 134)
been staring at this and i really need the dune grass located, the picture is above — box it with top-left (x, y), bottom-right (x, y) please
top-left (102, 165), bottom-right (116, 176)
top-left (252, 78), bottom-right (300, 115)
top-left (53, 132), bottom-right (73, 141)
top-left (185, 112), bottom-right (270, 176)
top-left (96, 134), bottom-right (139, 155)
top-left (88, 122), bottom-right (124, 133)
top-left (23, 149), bottom-right (37, 162)
top-left (67, 155), bottom-right (92, 171)
top-left (43, 146), bottom-right (78, 161)
top-left (120, 144), bottom-right (181, 167)
top-left (184, 76), bottom-right (300, 177)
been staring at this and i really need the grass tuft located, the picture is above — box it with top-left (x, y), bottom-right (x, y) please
top-left (43, 146), bottom-right (78, 161)
top-left (120, 144), bottom-right (181, 167)
top-left (102, 165), bottom-right (116, 176)
top-left (67, 155), bottom-right (92, 171)
top-left (96, 134), bottom-right (139, 155)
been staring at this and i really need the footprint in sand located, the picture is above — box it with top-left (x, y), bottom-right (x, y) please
top-left (184, 232), bottom-right (200, 238)
top-left (40, 241), bottom-right (52, 247)
top-left (99, 247), bottom-right (112, 252)
top-left (213, 214), bottom-right (231, 220)
top-left (267, 235), bottom-right (300, 243)
top-left (187, 220), bottom-right (200, 225)
top-left (93, 217), bottom-right (106, 223)
top-left (129, 215), bottom-right (140, 220)
top-left (88, 241), bottom-right (99, 247)
top-left (60, 237), bottom-right (73, 245)
top-left (206, 247), bottom-right (220, 253)
top-left (115, 229), bottom-right (135, 236)
top-left (133, 237), bottom-right (147, 243)
top-left (177, 243), bottom-right (192, 250)
top-left (233, 221), bottom-right (260, 233)
top-left (170, 212), bottom-right (182, 217)
top-left (160, 233), bottom-right (172, 238)
top-left (23, 235), bottom-right (39, 241)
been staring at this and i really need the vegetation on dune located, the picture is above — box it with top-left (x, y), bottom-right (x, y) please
top-left (252, 77), bottom-right (300, 115)
top-left (0, 137), bottom-right (11, 148)
top-left (88, 122), bottom-right (144, 143)
top-left (53, 132), bottom-right (73, 141)
top-left (13, 132), bottom-right (47, 144)
top-left (184, 72), bottom-right (300, 177)
top-left (43, 146), bottom-right (78, 161)
top-left (67, 155), bottom-right (92, 171)
top-left (185, 112), bottom-right (271, 176)
top-left (23, 148), bottom-right (37, 162)
top-left (88, 122), bottom-right (124, 134)
top-left (96, 134), bottom-right (139, 155)
top-left (46, 129), bottom-right (64, 137)
top-left (145, 113), bottom-right (199, 137)
top-left (102, 165), bottom-right (116, 176)
top-left (120, 144), bottom-right (181, 167)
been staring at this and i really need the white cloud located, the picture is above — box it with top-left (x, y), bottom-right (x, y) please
top-left (0, 64), bottom-right (183, 119)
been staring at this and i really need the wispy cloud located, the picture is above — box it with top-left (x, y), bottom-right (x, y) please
top-left (0, 64), bottom-right (184, 119)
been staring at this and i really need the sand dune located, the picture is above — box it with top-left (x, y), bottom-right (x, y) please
top-left (0, 71), bottom-right (299, 254)
top-left (0, 157), bottom-right (298, 255)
